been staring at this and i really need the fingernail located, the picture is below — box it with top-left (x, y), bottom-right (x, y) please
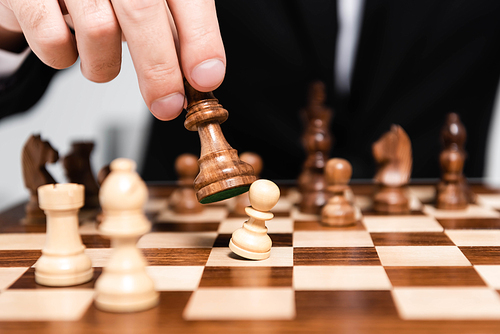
top-left (191, 59), bottom-right (225, 88)
top-left (150, 93), bottom-right (185, 121)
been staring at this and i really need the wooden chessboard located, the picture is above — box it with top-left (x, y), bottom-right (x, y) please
top-left (1, 183), bottom-right (500, 334)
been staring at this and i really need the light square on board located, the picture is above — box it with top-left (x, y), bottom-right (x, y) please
top-left (156, 207), bottom-right (227, 223)
top-left (475, 266), bottom-right (500, 289)
top-left (408, 185), bottom-right (436, 203)
top-left (290, 207), bottom-right (320, 221)
top-left (206, 247), bottom-right (293, 267)
top-left (376, 246), bottom-right (471, 266)
top-left (183, 287), bottom-right (295, 320)
top-left (293, 231), bottom-right (373, 248)
top-left (0, 234), bottom-right (45, 250)
top-left (477, 194), bottom-right (500, 210)
top-left (423, 204), bottom-right (500, 219)
top-left (145, 266), bottom-right (204, 291)
top-left (362, 216), bottom-right (443, 233)
top-left (293, 266), bottom-right (391, 291)
top-left (218, 217), bottom-right (293, 234)
top-left (84, 249), bottom-right (113, 267)
top-left (0, 268), bottom-right (29, 291)
top-left (392, 287), bottom-right (500, 320)
top-left (137, 232), bottom-right (218, 248)
top-left (143, 198), bottom-right (168, 213)
top-left (0, 289), bottom-right (94, 321)
top-left (445, 230), bottom-right (500, 246)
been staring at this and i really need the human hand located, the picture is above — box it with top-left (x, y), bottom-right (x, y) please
top-left (0, 0), bottom-right (226, 120)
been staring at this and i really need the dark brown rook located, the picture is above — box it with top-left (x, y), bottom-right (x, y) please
top-left (184, 81), bottom-right (256, 204)
top-left (436, 113), bottom-right (470, 209)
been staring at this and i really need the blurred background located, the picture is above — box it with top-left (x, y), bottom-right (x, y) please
top-left (2, 1), bottom-right (500, 211)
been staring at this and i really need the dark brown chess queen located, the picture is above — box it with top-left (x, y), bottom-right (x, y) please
top-left (372, 125), bottom-right (412, 214)
top-left (184, 81), bottom-right (256, 204)
top-left (297, 81), bottom-right (333, 214)
top-left (436, 113), bottom-right (472, 209)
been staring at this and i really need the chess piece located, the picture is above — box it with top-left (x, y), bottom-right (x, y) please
top-left (21, 134), bottom-right (59, 224)
top-left (169, 153), bottom-right (204, 214)
top-left (297, 81), bottom-right (333, 214)
top-left (184, 81), bottom-right (256, 204)
top-left (94, 158), bottom-right (159, 313)
top-left (229, 180), bottom-right (280, 260)
top-left (35, 183), bottom-right (93, 286)
top-left (436, 113), bottom-right (469, 209)
top-left (321, 158), bottom-right (357, 226)
top-left (97, 164), bottom-right (111, 186)
top-left (63, 141), bottom-right (100, 209)
top-left (372, 125), bottom-right (412, 213)
top-left (233, 152), bottom-right (263, 215)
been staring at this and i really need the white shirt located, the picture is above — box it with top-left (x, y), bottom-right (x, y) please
top-left (0, 47), bottom-right (30, 78)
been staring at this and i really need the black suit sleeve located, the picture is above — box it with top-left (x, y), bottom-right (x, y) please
top-left (0, 51), bottom-right (58, 120)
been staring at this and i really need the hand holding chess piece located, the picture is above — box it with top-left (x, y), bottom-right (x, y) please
top-left (372, 125), bottom-right (412, 214)
top-left (184, 81), bottom-right (256, 204)
top-left (229, 180), bottom-right (280, 260)
top-left (169, 153), bottom-right (204, 214)
top-left (321, 158), bottom-right (357, 226)
top-left (94, 158), bottom-right (159, 313)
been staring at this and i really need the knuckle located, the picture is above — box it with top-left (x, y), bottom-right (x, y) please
top-left (83, 19), bottom-right (120, 40)
top-left (17, 1), bottom-right (46, 30)
top-left (141, 63), bottom-right (179, 84)
top-left (85, 58), bottom-right (121, 82)
top-left (121, 0), bottom-right (162, 22)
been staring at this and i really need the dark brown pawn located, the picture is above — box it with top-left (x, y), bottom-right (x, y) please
top-left (21, 134), bottom-right (59, 224)
top-left (321, 158), bottom-right (356, 226)
top-left (233, 152), bottom-right (263, 215)
top-left (63, 142), bottom-right (100, 209)
top-left (436, 113), bottom-right (470, 209)
top-left (372, 125), bottom-right (412, 214)
top-left (169, 154), bottom-right (204, 214)
top-left (184, 81), bottom-right (256, 204)
top-left (297, 81), bottom-right (333, 214)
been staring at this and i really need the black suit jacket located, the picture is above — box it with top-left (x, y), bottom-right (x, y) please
top-left (3, 1), bottom-right (500, 181)
top-left (142, 0), bottom-right (500, 181)
top-left (0, 52), bottom-right (58, 119)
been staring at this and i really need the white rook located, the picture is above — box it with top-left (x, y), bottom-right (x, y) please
top-left (36, 183), bottom-right (93, 286)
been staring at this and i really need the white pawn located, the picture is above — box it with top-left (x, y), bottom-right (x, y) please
top-left (36, 183), bottom-right (93, 286)
top-left (94, 158), bottom-right (159, 313)
top-left (229, 180), bottom-right (280, 260)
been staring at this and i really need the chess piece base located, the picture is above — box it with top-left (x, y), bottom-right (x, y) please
top-left (373, 186), bottom-right (410, 214)
top-left (94, 291), bottom-right (159, 313)
top-left (35, 267), bottom-right (93, 287)
top-left (229, 238), bottom-right (270, 260)
top-left (436, 184), bottom-right (468, 210)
